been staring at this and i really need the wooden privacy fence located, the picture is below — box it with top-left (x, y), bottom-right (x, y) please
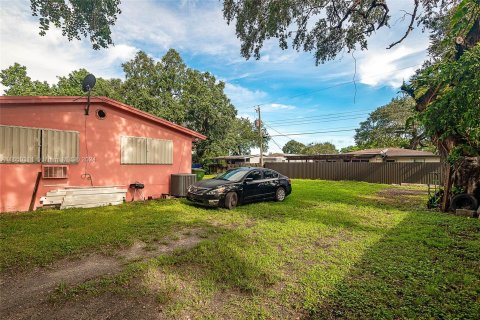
top-left (265, 162), bottom-right (443, 185)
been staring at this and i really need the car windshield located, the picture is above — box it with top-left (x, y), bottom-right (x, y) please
top-left (215, 168), bottom-right (250, 182)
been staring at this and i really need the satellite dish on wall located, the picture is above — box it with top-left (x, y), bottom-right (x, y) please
top-left (82, 74), bottom-right (96, 92)
top-left (82, 74), bottom-right (96, 115)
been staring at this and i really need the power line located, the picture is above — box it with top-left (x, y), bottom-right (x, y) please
top-left (268, 136), bottom-right (284, 151)
top-left (240, 63), bottom-right (421, 110)
top-left (264, 104), bottom-right (416, 125)
top-left (265, 109), bottom-right (373, 124)
top-left (269, 128), bottom-right (358, 137)
top-left (265, 115), bottom-right (368, 127)
top-left (264, 122), bottom-right (296, 141)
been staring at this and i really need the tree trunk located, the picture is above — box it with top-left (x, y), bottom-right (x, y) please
top-left (452, 156), bottom-right (480, 199)
top-left (437, 137), bottom-right (454, 211)
top-left (436, 137), bottom-right (480, 212)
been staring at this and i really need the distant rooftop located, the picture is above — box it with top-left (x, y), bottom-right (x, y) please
top-left (213, 154), bottom-right (288, 160)
top-left (344, 148), bottom-right (437, 157)
top-left (284, 148), bottom-right (438, 161)
top-left (212, 155), bottom-right (255, 160)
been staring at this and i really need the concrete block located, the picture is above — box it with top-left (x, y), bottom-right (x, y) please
top-left (455, 209), bottom-right (476, 217)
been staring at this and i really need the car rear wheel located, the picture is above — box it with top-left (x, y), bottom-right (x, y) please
top-left (275, 187), bottom-right (286, 202)
top-left (224, 192), bottom-right (238, 210)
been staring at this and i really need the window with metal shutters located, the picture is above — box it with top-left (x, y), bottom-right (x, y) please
top-left (0, 125), bottom-right (79, 164)
top-left (41, 129), bottom-right (79, 163)
top-left (147, 138), bottom-right (173, 164)
top-left (121, 136), bottom-right (147, 164)
top-left (121, 136), bottom-right (173, 165)
top-left (0, 125), bottom-right (41, 163)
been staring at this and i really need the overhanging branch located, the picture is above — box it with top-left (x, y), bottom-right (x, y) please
top-left (387, 0), bottom-right (419, 49)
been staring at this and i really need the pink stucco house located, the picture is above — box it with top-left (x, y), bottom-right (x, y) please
top-left (0, 96), bottom-right (206, 212)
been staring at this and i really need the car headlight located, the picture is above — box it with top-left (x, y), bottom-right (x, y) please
top-left (206, 187), bottom-right (227, 195)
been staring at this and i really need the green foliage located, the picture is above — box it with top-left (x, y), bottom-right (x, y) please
top-left (122, 50), bottom-right (188, 123)
top-left (411, 44), bottom-right (480, 156)
top-left (354, 96), bottom-right (431, 150)
top-left (181, 69), bottom-right (237, 162)
top-left (223, 1), bottom-right (456, 65)
top-left (0, 50), bottom-right (265, 162)
top-left (224, 117), bottom-right (265, 156)
top-left (0, 63), bottom-right (51, 95)
top-left (30, 0), bottom-right (122, 50)
top-left (282, 139), bottom-right (305, 154)
top-left (302, 142), bottom-right (338, 155)
top-left (0, 65), bottom-right (123, 98)
top-left (405, 0), bottom-right (480, 159)
top-left (340, 145), bottom-right (363, 153)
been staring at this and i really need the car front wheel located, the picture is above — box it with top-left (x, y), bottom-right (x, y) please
top-left (224, 192), bottom-right (238, 209)
top-left (275, 187), bottom-right (286, 202)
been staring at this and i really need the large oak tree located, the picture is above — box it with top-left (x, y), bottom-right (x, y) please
top-left (354, 96), bottom-right (431, 150)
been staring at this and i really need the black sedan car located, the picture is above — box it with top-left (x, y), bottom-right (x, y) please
top-left (187, 167), bottom-right (292, 209)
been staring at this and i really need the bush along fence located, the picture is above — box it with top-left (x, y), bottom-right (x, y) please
top-left (265, 162), bottom-right (443, 185)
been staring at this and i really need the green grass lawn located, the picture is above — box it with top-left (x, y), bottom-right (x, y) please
top-left (1, 179), bottom-right (479, 319)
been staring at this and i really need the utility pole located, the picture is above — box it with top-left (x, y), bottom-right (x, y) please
top-left (255, 106), bottom-right (264, 167)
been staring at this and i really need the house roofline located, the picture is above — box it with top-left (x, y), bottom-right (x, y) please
top-left (0, 96), bottom-right (206, 140)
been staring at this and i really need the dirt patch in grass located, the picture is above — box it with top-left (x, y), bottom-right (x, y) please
top-left (377, 188), bottom-right (428, 197)
top-left (0, 228), bottom-right (209, 320)
top-left (364, 187), bottom-right (429, 210)
top-left (0, 254), bottom-right (122, 314)
top-left (121, 228), bottom-right (205, 261)
top-left (10, 292), bottom-right (164, 320)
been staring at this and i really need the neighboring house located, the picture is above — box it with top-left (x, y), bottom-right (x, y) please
top-left (0, 96), bottom-right (206, 212)
top-left (212, 154), bottom-right (287, 165)
top-left (344, 148), bottom-right (440, 163)
top-left (208, 154), bottom-right (287, 173)
top-left (212, 155), bottom-right (260, 165)
top-left (264, 153), bottom-right (288, 163)
top-left (285, 148), bottom-right (440, 163)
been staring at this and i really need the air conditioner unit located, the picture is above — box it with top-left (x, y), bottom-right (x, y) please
top-left (170, 174), bottom-right (197, 197)
top-left (42, 165), bottom-right (68, 179)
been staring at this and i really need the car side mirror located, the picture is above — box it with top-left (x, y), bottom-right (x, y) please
top-left (244, 177), bottom-right (253, 183)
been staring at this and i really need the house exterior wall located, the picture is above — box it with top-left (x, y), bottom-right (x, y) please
top-left (0, 102), bottom-right (194, 212)
top-left (367, 156), bottom-right (440, 163)
top-left (249, 156), bottom-right (260, 164)
top-left (391, 156), bottom-right (441, 163)
top-left (368, 156), bottom-right (384, 163)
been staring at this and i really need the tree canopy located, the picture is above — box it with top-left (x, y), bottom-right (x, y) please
top-left (0, 49), bottom-right (268, 163)
top-left (223, 0), bottom-right (456, 64)
top-left (282, 140), bottom-right (306, 154)
top-left (401, 0), bottom-right (480, 209)
top-left (30, 0), bottom-right (122, 50)
top-left (303, 142), bottom-right (338, 155)
top-left (354, 96), bottom-right (431, 150)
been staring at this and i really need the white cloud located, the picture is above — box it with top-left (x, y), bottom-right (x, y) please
top-left (224, 83), bottom-right (267, 111)
top-left (358, 45), bottom-right (426, 87)
top-left (113, 0), bottom-right (239, 57)
top-left (261, 103), bottom-right (296, 112)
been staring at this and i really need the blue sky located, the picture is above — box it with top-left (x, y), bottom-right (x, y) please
top-left (0, 0), bottom-right (430, 153)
